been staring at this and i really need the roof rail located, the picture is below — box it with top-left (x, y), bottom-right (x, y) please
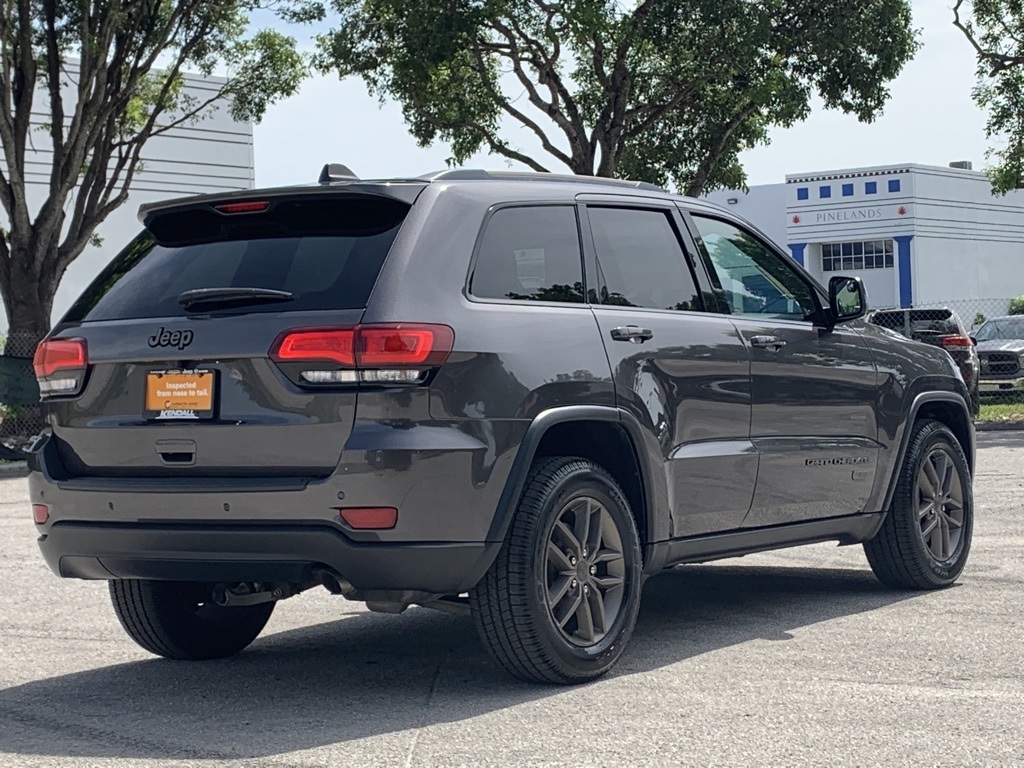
top-left (319, 163), bottom-right (359, 183)
top-left (419, 168), bottom-right (665, 192)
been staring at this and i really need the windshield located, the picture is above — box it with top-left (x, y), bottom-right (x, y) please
top-left (975, 318), bottom-right (1024, 342)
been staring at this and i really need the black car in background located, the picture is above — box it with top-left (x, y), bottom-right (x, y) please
top-left (869, 308), bottom-right (981, 415)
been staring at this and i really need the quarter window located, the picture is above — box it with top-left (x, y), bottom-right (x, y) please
top-left (469, 206), bottom-right (584, 303)
top-left (691, 215), bottom-right (818, 321)
top-left (588, 207), bottom-right (701, 311)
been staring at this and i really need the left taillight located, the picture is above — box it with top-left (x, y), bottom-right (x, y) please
top-left (33, 337), bottom-right (88, 397)
top-left (940, 335), bottom-right (974, 349)
top-left (270, 324), bottom-right (454, 386)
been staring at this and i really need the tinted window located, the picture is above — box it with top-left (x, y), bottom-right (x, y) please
top-left (64, 196), bottom-right (408, 322)
top-left (870, 309), bottom-right (962, 344)
top-left (691, 216), bottom-right (817, 320)
top-left (469, 206), bottom-right (584, 303)
top-left (588, 207), bottom-right (701, 311)
top-left (976, 318), bottom-right (1024, 341)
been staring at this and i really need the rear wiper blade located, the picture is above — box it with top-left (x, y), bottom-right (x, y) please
top-left (178, 287), bottom-right (294, 308)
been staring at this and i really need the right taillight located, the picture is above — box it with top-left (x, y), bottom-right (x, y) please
top-left (940, 335), bottom-right (973, 349)
top-left (270, 324), bottom-right (454, 386)
top-left (33, 338), bottom-right (88, 397)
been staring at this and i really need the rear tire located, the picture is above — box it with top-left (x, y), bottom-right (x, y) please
top-left (109, 580), bottom-right (274, 660)
top-left (470, 457), bottom-right (643, 684)
top-left (864, 419), bottom-right (973, 589)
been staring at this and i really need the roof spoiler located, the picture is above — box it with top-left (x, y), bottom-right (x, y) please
top-left (319, 163), bottom-right (359, 183)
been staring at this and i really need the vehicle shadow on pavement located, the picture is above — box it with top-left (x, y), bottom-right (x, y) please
top-left (0, 562), bottom-right (922, 761)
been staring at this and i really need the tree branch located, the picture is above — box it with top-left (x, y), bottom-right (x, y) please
top-left (685, 103), bottom-right (759, 197)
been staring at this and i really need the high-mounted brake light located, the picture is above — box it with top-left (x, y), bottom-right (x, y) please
top-left (214, 200), bottom-right (270, 214)
top-left (34, 338), bottom-right (87, 378)
top-left (940, 335), bottom-right (974, 348)
top-left (270, 324), bottom-right (454, 386)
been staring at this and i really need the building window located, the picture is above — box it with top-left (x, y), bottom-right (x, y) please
top-left (797, 187), bottom-right (809, 200)
top-left (842, 183), bottom-right (854, 197)
top-left (888, 179), bottom-right (901, 193)
top-left (821, 240), bottom-right (894, 272)
top-left (865, 181), bottom-right (878, 195)
top-left (819, 185), bottom-right (831, 199)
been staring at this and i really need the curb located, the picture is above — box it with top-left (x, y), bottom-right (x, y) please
top-left (0, 461), bottom-right (28, 478)
top-left (974, 420), bottom-right (1024, 432)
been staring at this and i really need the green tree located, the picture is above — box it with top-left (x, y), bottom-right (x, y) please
top-left (315, 0), bottom-right (917, 195)
top-left (0, 0), bottom-right (310, 350)
top-left (954, 0), bottom-right (1024, 193)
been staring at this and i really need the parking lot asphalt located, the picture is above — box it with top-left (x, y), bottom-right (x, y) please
top-left (0, 431), bottom-right (1021, 767)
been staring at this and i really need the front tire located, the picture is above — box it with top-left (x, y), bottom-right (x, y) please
top-left (864, 419), bottom-right (973, 589)
top-left (109, 580), bottom-right (274, 660)
top-left (470, 457), bottom-right (643, 684)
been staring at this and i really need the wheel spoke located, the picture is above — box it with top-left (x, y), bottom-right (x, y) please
top-left (938, 453), bottom-right (954, 497)
top-left (586, 507), bottom-right (603, 557)
top-left (917, 498), bottom-right (933, 519)
top-left (593, 573), bottom-right (624, 591)
top-left (575, 592), bottom-right (596, 643)
top-left (588, 588), bottom-right (607, 634)
top-left (573, 499), bottom-right (592, 554)
top-left (922, 457), bottom-right (941, 498)
top-left (942, 510), bottom-right (963, 531)
top-left (553, 520), bottom-right (581, 556)
top-left (921, 515), bottom-right (939, 538)
top-left (547, 541), bottom-right (575, 573)
top-left (592, 547), bottom-right (623, 564)
top-left (945, 496), bottom-right (964, 512)
top-left (938, 515), bottom-right (951, 560)
top-left (548, 574), bottom-right (574, 607)
top-left (554, 588), bottom-right (582, 629)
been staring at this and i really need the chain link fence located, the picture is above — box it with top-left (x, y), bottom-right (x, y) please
top-left (879, 298), bottom-right (1024, 414)
top-left (0, 332), bottom-right (44, 459)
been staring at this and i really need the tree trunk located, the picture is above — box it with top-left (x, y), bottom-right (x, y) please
top-left (2, 245), bottom-right (55, 358)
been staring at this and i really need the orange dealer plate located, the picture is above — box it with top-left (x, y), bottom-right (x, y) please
top-left (144, 370), bottom-right (215, 419)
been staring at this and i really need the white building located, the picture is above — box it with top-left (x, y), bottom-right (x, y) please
top-left (0, 66), bottom-right (254, 334)
top-left (705, 163), bottom-right (1024, 312)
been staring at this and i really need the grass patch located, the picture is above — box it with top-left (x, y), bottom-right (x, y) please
top-left (978, 401), bottom-right (1024, 422)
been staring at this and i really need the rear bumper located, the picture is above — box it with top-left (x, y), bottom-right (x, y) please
top-left (37, 521), bottom-right (497, 594)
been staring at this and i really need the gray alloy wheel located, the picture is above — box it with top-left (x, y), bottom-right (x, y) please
top-left (470, 456), bottom-right (643, 684)
top-left (916, 445), bottom-right (966, 563)
top-left (544, 495), bottom-right (627, 648)
top-left (864, 419), bottom-right (973, 589)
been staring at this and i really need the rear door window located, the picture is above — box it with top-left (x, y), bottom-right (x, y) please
top-left (63, 196), bottom-right (409, 323)
top-left (587, 207), bottom-right (702, 311)
top-left (469, 206), bottom-right (585, 303)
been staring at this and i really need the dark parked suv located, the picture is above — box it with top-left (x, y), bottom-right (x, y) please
top-left (29, 168), bottom-right (975, 684)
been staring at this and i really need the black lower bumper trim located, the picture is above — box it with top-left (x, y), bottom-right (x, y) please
top-left (39, 522), bottom-right (498, 594)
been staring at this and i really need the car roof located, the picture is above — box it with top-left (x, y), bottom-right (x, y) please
top-left (137, 166), bottom-right (724, 223)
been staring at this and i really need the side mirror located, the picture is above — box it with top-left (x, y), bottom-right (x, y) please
top-left (828, 275), bottom-right (867, 324)
top-left (970, 336), bottom-right (978, 346)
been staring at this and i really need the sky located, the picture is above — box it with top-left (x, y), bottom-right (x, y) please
top-left (251, 2), bottom-right (990, 190)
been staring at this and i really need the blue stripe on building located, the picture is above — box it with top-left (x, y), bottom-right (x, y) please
top-left (894, 235), bottom-right (914, 308)
top-left (788, 243), bottom-right (807, 267)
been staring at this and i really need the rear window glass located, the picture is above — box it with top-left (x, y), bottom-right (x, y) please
top-left (871, 309), bottom-right (960, 341)
top-left (63, 196), bottom-right (408, 323)
top-left (469, 206), bottom-right (584, 303)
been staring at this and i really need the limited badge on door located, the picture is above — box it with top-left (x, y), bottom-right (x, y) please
top-left (145, 370), bottom-right (215, 420)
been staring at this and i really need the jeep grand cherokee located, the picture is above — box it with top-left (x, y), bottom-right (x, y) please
top-left (29, 166), bottom-right (975, 684)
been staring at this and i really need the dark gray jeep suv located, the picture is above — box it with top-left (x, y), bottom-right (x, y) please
top-left (29, 167), bottom-right (975, 684)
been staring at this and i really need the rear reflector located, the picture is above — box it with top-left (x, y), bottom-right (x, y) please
top-left (32, 504), bottom-right (49, 524)
top-left (33, 338), bottom-right (87, 378)
top-left (339, 507), bottom-right (398, 530)
top-left (214, 200), bottom-right (271, 214)
top-left (941, 335), bottom-right (974, 348)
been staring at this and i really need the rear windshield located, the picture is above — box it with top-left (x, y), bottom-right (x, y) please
top-left (63, 196), bottom-right (408, 323)
top-left (870, 309), bottom-right (960, 342)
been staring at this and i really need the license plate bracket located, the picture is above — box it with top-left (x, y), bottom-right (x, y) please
top-left (145, 370), bottom-right (215, 420)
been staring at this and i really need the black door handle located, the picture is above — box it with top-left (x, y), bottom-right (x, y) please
top-left (750, 335), bottom-right (787, 351)
top-left (610, 326), bottom-right (654, 344)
